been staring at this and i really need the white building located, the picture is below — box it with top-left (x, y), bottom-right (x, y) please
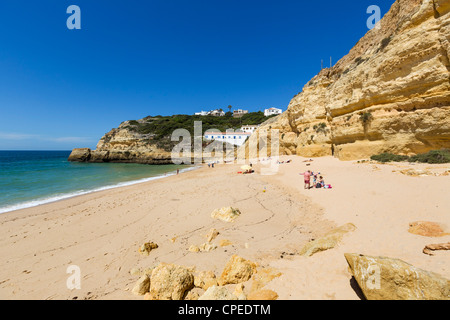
top-left (210, 109), bottom-right (225, 117)
top-left (204, 131), bottom-right (251, 147)
top-left (195, 111), bottom-right (210, 116)
top-left (240, 125), bottom-right (259, 134)
top-left (233, 109), bottom-right (249, 118)
top-left (264, 108), bottom-right (282, 117)
top-left (195, 109), bottom-right (225, 117)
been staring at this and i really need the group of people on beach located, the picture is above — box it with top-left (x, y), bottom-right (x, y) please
top-left (300, 170), bottom-right (330, 190)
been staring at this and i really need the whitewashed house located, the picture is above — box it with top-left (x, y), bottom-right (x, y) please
top-left (204, 131), bottom-right (251, 147)
top-left (210, 109), bottom-right (225, 117)
top-left (264, 108), bottom-right (282, 117)
top-left (195, 111), bottom-right (210, 116)
top-left (195, 109), bottom-right (225, 117)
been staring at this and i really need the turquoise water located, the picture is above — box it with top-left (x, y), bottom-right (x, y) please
top-left (0, 151), bottom-right (191, 214)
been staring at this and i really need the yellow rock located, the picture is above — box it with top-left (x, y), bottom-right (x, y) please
top-left (131, 275), bottom-right (150, 296)
top-left (198, 286), bottom-right (237, 301)
top-left (205, 228), bottom-right (220, 243)
top-left (219, 239), bottom-right (233, 247)
top-left (211, 207), bottom-right (241, 223)
top-left (408, 221), bottom-right (450, 237)
top-left (299, 223), bottom-right (357, 257)
top-left (138, 242), bottom-right (158, 256)
top-left (345, 253), bottom-right (450, 300)
top-left (149, 263), bottom-right (194, 300)
top-left (188, 245), bottom-right (200, 253)
top-left (250, 268), bottom-right (282, 292)
top-left (218, 255), bottom-right (258, 286)
top-left (194, 271), bottom-right (218, 290)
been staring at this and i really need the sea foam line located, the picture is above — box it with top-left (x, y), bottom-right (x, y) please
top-left (0, 165), bottom-right (199, 214)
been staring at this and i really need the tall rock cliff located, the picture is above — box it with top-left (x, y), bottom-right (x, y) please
top-left (68, 120), bottom-right (174, 164)
top-left (246, 0), bottom-right (450, 160)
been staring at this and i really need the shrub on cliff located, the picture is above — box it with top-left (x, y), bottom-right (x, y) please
top-left (409, 149), bottom-right (450, 164)
top-left (371, 153), bottom-right (409, 163)
top-left (371, 150), bottom-right (450, 164)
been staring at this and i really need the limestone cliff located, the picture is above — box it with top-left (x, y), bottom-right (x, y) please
top-left (68, 120), bottom-right (174, 164)
top-left (245, 0), bottom-right (450, 160)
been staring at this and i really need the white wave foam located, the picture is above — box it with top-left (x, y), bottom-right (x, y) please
top-left (0, 166), bottom-right (199, 214)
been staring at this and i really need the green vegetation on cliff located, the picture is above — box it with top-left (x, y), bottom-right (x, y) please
top-left (123, 112), bottom-right (277, 140)
top-left (371, 149), bottom-right (450, 164)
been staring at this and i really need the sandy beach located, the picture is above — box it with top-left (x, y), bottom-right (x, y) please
top-left (0, 156), bottom-right (449, 300)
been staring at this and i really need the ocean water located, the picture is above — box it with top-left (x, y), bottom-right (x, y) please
top-left (0, 151), bottom-right (192, 214)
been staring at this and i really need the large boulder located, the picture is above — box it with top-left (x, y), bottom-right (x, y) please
top-left (219, 255), bottom-right (258, 286)
top-left (68, 148), bottom-right (91, 162)
top-left (299, 223), bottom-right (356, 257)
top-left (149, 263), bottom-right (194, 300)
top-left (345, 253), bottom-right (450, 300)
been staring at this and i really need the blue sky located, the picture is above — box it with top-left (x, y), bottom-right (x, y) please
top-left (0, 0), bottom-right (394, 150)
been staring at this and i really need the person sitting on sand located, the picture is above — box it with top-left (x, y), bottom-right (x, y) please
top-left (300, 170), bottom-right (312, 189)
top-left (316, 176), bottom-right (325, 188)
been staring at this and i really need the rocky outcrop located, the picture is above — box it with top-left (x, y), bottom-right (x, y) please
top-left (68, 120), bottom-right (175, 164)
top-left (299, 223), bottom-right (357, 257)
top-left (345, 253), bottom-right (450, 300)
top-left (242, 0), bottom-right (450, 160)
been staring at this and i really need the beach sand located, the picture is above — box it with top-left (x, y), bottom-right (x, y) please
top-left (0, 156), bottom-right (448, 300)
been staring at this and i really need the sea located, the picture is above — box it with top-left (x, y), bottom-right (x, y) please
top-left (0, 150), bottom-right (193, 214)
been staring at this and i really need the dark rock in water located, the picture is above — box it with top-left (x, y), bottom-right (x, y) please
top-left (68, 148), bottom-right (91, 162)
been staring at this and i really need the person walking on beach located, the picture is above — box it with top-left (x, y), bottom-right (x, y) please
top-left (177, 169), bottom-right (179, 175)
top-left (300, 170), bottom-right (312, 189)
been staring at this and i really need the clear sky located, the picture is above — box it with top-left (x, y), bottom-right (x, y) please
top-left (0, 0), bottom-right (395, 150)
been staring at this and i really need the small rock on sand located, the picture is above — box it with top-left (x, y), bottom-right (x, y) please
top-left (299, 223), bottom-right (356, 257)
top-left (211, 207), bottom-right (241, 223)
top-left (131, 275), bottom-right (150, 296)
top-left (138, 242), bottom-right (159, 256)
top-left (408, 221), bottom-right (449, 237)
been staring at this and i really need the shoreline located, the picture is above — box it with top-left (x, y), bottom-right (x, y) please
top-left (0, 156), bottom-right (448, 300)
top-left (0, 164), bottom-right (199, 215)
